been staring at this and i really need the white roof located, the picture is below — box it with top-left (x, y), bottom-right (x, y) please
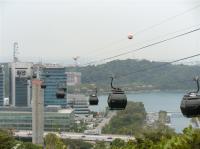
top-left (58, 108), bottom-right (74, 114)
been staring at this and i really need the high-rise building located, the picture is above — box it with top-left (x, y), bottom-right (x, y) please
top-left (41, 64), bottom-right (67, 107)
top-left (0, 66), bottom-right (4, 106)
top-left (10, 62), bottom-right (33, 107)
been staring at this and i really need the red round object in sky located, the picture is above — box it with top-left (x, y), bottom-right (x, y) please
top-left (128, 33), bottom-right (133, 39)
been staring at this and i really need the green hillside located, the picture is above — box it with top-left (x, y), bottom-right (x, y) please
top-left (66, 59), bottom-right (200, 90)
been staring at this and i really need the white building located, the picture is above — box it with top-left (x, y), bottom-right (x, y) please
top-left (9, 62), bottom-right (33, 107)
top-left (66, 72), bottom-right (81, 86)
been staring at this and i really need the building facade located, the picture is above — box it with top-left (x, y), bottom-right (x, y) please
top-left (41, 65), bottom-right (67, 107)
top-left (0, 107), bottom-right (74, 131)
top-left (0, 66), bottom-right (4, 106)
top-left (67, 94), bottom-right (90, 115)
top-left (66, 72), bottom-right (81, 86)
top-left (10, 62), bottom-right (33, 107)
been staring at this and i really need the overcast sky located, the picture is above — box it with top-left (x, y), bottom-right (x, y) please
top-left (0, 0), bottom-right (200, 65)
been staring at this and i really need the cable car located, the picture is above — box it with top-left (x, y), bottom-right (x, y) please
top-left (32, 74), bottom-right (37, 79)
top-left (56, 89), bottom-right (66, 99)
top-left (108, 77), bottom-right (127, 110)
top-left (41, 84), bottom-right (46, 89)
top-left (89, 88), bottom-right (99, 105)
top-left (180, 77), bottom-right (200, 118)
top-left (56, 82), bottom-right (67, 99)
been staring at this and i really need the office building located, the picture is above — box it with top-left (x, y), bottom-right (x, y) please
top-left (0, 66), bottom-right (4, 106)
top-left (41, 64), bottom-right (67, 107)
top-left (0, 107), bottom-right (74, 131)
top-left (10, 62), bottom-right (33, 107)
top-left (67, 94), bottom-right (90, 115)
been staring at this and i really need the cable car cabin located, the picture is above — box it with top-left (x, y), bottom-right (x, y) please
top-left (108, 89), bottom-right (127, 110)
top-left (56, 89), bottom-right (66, 99)
top-left (180, 77), bottom-right (200, 118)
top-left (180, 93), bottom-right (200, 118)
top-left (41, 84), bottom-right (46, 89)
top-left (89, 94), bottom-right (99, 105)
top-left (108, 77), bottom-right (127, 110)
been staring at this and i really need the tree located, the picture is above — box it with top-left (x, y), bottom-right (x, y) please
top-left (0, 129), bottom-right (16, 149)
top-left (111, 139), bottom-right (125, 149)
top-left (44, 133), bottom-right (67, 149)
top-left (62, 139), bottom-right (93, 149)
top-left (102, 102), bottom-right (146, 135)
top-left (17, 142), bottom-right (42, 149)
top-left (94, 141), bottom-right (107, 149)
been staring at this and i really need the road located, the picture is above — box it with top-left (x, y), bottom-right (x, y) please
top-left (96, 111), bottom-right (117, 131)
top-left (14, 131), bottom-right (135, 142)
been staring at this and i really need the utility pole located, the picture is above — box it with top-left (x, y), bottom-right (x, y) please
top-left (13, 42), bottom-right (19, 62)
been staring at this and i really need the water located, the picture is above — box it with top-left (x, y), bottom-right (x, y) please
top-left (89, 91), bottom-right (191, 133)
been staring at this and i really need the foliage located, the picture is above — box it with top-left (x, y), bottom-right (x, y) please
top-left (62, 139), bottom-right (93, 149)
top-left (102, 101), bottom-right (146, 135)
top-left (66, 59), bottom-right (200, 90)
top-left (16, 142), bottom-right (42, 149)
top-left (139, 124), bottom-right (176, 144)
top-left (44, 133), bottom-right (67, 149)
top-left (94, 141), bottom-right (108, 149)
top-left (110, 139), bottom-right (126, 148)
top-left (0, 129), bottom-right (17, 149)
top-left (105, 126), bottom-right (200, 149)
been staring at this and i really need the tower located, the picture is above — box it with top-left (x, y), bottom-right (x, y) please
top-left (32, 79), bottom-right (44, 145)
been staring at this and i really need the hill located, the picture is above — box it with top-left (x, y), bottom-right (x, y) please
top-left (66, 59), bottom-right (200, 90)
top-left (102, 101), bottom-right (146, 135)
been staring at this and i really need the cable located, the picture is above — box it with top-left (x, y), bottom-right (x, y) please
top-left (84, 27), bottom-right (200, 66)
top-left (116, 53), bottom-right (200, 80)
top-left (82, 3), bottom-right (200, 62)
top-left (132, 63), bottom-right (195, 87)
top-left (133, 3), bottom-right (200, 35)
top-left (84, 23), bottom-right (200, 66)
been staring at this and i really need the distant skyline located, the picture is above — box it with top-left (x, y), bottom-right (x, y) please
top-left (0, 0), bottom-right (200, 65)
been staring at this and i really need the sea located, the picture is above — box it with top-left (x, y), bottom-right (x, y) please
top-left (89, 91), bottom-right (192, 133)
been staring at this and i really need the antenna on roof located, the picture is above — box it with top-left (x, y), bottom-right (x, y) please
top-left (73, 56), bottom-right (80, 67)
top-left (13, 42), bottom-right (19, 62)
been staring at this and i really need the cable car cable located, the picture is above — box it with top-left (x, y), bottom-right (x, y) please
top-left (106, 54), bottom-right (200, 111)
top-left (84, 23), bottom-right (200, 66)
top-left (82, 3), bottom-right (200, 64)
top-left (84, 27), bottom-right (200, 66)
top-left (115, 53), bottom-right (200, 80)
top-left (133, 3), bottom-right (200, 35)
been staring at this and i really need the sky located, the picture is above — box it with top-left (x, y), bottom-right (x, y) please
top-left (0, 0), bottom-right (200, 65)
